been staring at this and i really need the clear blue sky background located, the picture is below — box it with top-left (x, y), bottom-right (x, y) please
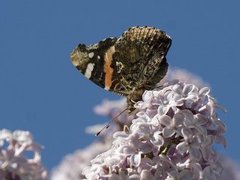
top-left (0, 0), bottom-right (239, 170)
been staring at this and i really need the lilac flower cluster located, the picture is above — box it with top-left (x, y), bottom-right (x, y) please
top-left (51, 141), bottom-right (111, 180)
top-left (82, 81), bottom-right (226, 180)
top-left (0, 129), bottom-right (48, 180)
top-left (162, 68), bottom-right (209, 88)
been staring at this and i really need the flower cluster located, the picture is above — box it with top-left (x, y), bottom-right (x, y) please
top-left (51, 141), bottom-right (111, 180)
top-left (0, 129), bottom-right (48, 180)
top-left (82, 81), bottom-right (226, 180)
top-left (162, 68), bottom-right (209, 88)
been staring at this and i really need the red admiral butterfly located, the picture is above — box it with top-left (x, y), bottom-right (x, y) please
top-left (71, 26), bottom-right (172, 112)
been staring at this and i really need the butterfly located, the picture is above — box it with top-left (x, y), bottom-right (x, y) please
top-left (70, 26), bottom-right (172, 113)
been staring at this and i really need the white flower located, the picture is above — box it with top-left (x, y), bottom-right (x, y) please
top-left (0, 129), bottom-right (48, 180)
top-left (160, 112), bottom-right (184, 138)
top-left (52, 69), bottom-right (236, 180)
top-left (82, 81), bottom-right (226, 179)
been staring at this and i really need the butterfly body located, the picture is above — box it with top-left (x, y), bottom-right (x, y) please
top-left (71, 26), bottom-right (172, 112)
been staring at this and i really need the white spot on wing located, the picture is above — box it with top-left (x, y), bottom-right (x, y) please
top-left (104, 87), bottom-right (110, 90)
top-left (84, 63), bottom-right (95, 79)
top-left (88, 52), bottom-right (94, 58)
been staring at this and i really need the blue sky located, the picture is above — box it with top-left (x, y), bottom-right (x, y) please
top-left (0, 0), bottom-right (239, 170)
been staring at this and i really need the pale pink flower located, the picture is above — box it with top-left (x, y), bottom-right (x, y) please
top-left (52, 68), bottom-right (234, 180)
top-left (0, 129), bottom-right (48, 180)
top-left (82, 81), bottom-right (226, 179)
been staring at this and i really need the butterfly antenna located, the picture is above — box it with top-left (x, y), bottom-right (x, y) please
top-left (96, 108), bottom-right (128, 136)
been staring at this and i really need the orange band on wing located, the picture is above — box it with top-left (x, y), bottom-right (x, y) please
top-left (104, 46), bottom-right (115, 90)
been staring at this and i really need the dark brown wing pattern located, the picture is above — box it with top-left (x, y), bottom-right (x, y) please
top-left (70, 26), bottom-right (172, 112)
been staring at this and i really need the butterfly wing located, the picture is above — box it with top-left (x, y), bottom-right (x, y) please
top-left (70, 27), bottom-right (171, 98)
top-left (71, 37), bottom-right (119, 90)
top-left (109, 27), bottom-right (171, 94)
